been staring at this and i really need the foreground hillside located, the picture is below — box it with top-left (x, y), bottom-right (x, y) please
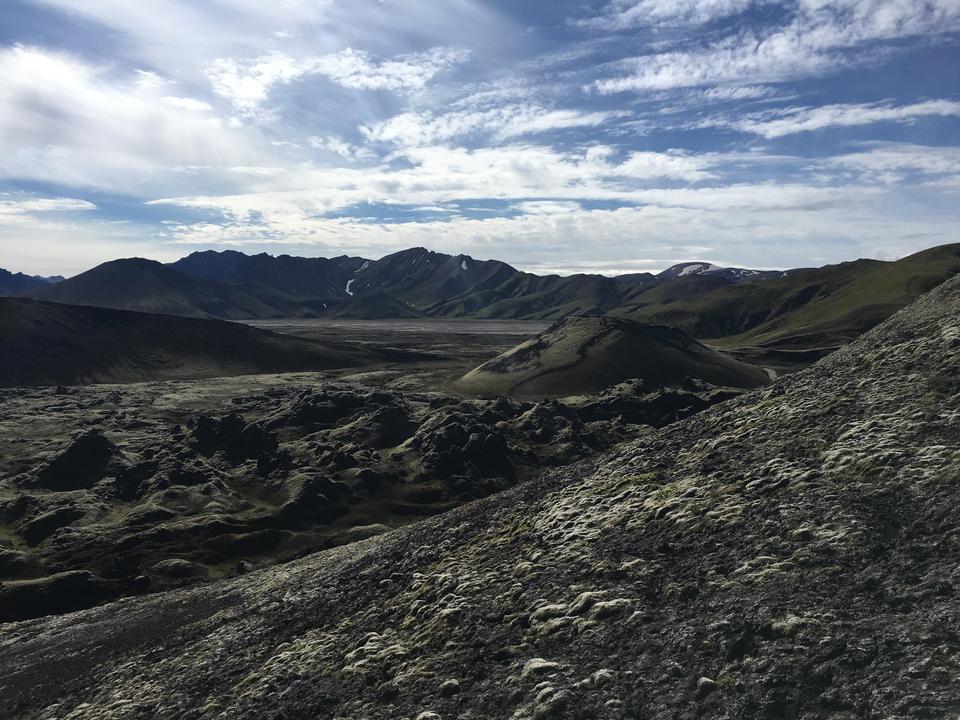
top-left (2, 280), bottom-right (958, 717)
top-left (0, 299), bottom-right (393, 386)
top-left (456, 315), bottom-right (769, 397)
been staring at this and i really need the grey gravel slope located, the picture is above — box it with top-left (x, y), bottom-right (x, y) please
top-left (2, 275), bottom-right (960, 718)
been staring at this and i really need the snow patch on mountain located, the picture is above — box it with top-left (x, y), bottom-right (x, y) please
top-left (678, 263), bottom-right (719, 276)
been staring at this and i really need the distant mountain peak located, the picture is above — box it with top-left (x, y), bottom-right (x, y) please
top-left (657, 261), bottom-right (787, 283)
top-left (0, 267), bottom-right (64, 296)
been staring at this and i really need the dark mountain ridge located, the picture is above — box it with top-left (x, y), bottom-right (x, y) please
top-left (0, 268), bottom-right (52, 295)
top-left (170, 250), bottom-right (365, 300)
top-left (0, 298), bottom-right (397, 386)
top-left (27, 258), bottom-right (309, 319)
top-left (14, 244), bottom-right (960, 353)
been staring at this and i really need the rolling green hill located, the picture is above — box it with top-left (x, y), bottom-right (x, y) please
top-left (618, 243), bottom-right (960, 350)
top-left (454, 315), bottom-right (770, 398)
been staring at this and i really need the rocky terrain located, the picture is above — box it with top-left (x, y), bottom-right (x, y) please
top-left (455, 316), bottom-right (770, 398)
top-left (0, 367), bottom-right (739, 624)
top-left (1, 268), bottom-right (957, 718)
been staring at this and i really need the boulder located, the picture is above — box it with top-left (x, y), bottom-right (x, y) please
top-left (151, 559), bottom-right (206, 579)
top-left (21, 506), bottom-right (85, 547)
top-left (34, 430), bottom-right (117, 491)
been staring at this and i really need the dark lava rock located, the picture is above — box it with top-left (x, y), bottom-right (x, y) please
top-left (410, 407), bottom-right (515, 479)
top-left (515, 401), bottom-right (583, 443)
top-left (204, 529), bottom-right (290, 560)
top-left (151, 559), bottom-right (206, 579)
top-left (273, 476), bottom-right (349, 529)
top-left (122, 504), bottom-right (176, 526)
top-left (21, 507), bottom-right (85, 547)
top-left (333, 405), bottom-right (417, 449)
top-left (1, 494), bottom-right (35, 522)
top-left (0, 549), bottom-right (32, 578)
top-left (113, 460), bottom-right (159, 500)
top-left (190, 412), bottom-right (278, 463)
top-left (34, 430), bottom-right (117, 491)
top-left (267, 387), bottom-right (380, 429)
top-left (0, 570), bottom-right (115, 622)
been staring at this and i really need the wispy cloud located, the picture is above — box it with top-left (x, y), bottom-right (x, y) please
top-left (580, 0), bottom-right (768, 30)
top-left (824, 143), bottom-right (960, 183)
top-left (206, 47), bottom-right (470, 114)
top-left (595, 0), bottom-right (960, 93)
top-left (710, 100), bottom-right (960, 137)
top-left (0, 196), bottom-right (97, 237)
top-left (0, 196), bottom-right (96, 215)
top-left (0, 45), bottom-right (261, 194)
top-left (361, 105), bottom-right (624, 146)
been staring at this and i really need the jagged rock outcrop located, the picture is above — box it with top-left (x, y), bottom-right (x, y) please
top-left (2, 275), bottom-right (959, 718)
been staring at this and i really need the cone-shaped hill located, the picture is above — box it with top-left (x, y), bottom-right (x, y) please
top-left (0, 298), bottom-right (399, 386)
top-left (454, 315), bottom-right (770, 397)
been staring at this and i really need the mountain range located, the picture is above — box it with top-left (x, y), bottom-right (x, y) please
top-left (6, 243), bottom-right (960, 351)
top-left (0, 268), bottom-right (63, 295)
top-left (0, 298), bottom-right (404, 386)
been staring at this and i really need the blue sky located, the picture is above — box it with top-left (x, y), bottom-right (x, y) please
top-left (0, 0), bottom-right (958, 276)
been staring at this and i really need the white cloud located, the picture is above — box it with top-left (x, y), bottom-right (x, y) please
top-left (717, 100), bottom-right (960, 138)
top-left (0, 45), bottom-right (263, 194)
top-left (308, 135), bottom-right (375, 161)
top-left (148, 143), bottom-right (727, 229)
top-left (0, 196), bottom-right (96, 216)
top-left (616, 151), bottom-right (717, 181)
top-left (0, 195), bottom-right (97, 235)
top-left (206, 47), bottom-right (470, 113)
top-left (26, 0), bottom-right (510, 81)
top-left (311, 46), bottom-right (470, 92)
top-left (699, 85), bottom-right (777, 102)
top-left (163, 96), bottom-right (213, 112)
top-left (581, 0), bottom-right (766, 30)
top-left (824, 143), bottom-right (960, 182)
top-left (362, 105), bottom-right (623, 147)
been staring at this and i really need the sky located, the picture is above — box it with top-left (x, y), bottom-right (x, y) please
top-left (0, 0), bottom-right (958, 277)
